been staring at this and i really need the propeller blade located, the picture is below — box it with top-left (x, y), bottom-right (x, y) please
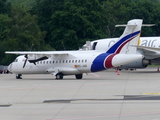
top-left (30, 44), bottom-right (34, 51)
top-left (23, 58), bottom-right (27, 68)
top-left (22, 43), bottom-right (34, 68)
top-left (23, 54), bottom-right (28, 68)
top-left (28, 56), bottom-right (48, 64)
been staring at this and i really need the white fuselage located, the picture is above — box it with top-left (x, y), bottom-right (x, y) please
top-left (8, 50), bottom-right (143, 75)
top-left (8, 51), bottom-right (97, 74)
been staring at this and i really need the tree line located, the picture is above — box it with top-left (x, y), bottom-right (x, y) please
top-left (1, 0), bottom-right (160, 65)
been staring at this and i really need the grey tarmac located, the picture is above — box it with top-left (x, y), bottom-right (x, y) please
top-left (0, 67), bottom-right (160, 120)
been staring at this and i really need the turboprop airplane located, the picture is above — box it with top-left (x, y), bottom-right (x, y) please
top-left (5, 19), bottom-right (144, 79)
top-left (82, 36), bottom-right (160, 70)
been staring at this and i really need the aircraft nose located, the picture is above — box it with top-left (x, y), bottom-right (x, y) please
top-left (8, 63), bottom-right (12, 72)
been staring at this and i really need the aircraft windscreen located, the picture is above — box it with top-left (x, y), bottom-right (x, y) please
top-left (14, 58), bottom-right (18, 62)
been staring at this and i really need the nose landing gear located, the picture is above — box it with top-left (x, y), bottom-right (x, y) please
top-left (16, 74), bottom-right (22, 79)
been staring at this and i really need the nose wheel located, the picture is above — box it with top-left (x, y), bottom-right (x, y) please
top-left (16, 74), bottom-right (22, 79)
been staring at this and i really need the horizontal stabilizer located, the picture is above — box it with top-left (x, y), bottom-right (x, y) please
top-left (115, 24), bottom-right (155, 27)
top-left (133, 45), bottom-right (160, 52)
top-left (115, 24), bottom-right (137, 27)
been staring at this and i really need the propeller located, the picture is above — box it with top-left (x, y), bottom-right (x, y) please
top-left (22, 44), bottom-right (34, 68)
top-left (23, 54), bottom-right (28, 68)
top-left (22, 44), bottom-right (49, 68)
top-left (28, 56), bottom-right (48, 65)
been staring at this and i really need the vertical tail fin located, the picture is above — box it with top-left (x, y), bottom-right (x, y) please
top-left (107, 19), bottom-right (143, 54)
top-left (91, 19), bottom-right (144, 72)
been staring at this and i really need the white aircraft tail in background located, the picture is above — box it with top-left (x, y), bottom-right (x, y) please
top-left (6, 19), bottom-right (143, 79)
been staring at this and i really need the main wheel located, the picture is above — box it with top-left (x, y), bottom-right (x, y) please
top-left (75, 74), bottom-right (83, 79)
top-left (16, 74), bottom-right (22, 79)
top-left (56, 73), bottom-right (63, 79)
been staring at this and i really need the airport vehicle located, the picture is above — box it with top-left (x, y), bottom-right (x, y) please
top-left (6, 19), bottom-right (143, 79)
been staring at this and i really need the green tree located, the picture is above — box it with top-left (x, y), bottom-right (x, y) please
top-left (0, 14), bottom-right (11, 65)
top-left (31, 0), bottom-right (65, 45)
top-left (127, 0), bottom-right (160, 36)
top-left (0, 0), bottom-right (11, 15)
top-left (102, 0), bottom-right (160, 37)
top-left (1, 5), bottom-right (53, 65)
top-left (32, 0), bottom-right (107, 50)
top-left (8, 0), bottom-right (36, 11)
top-left (0, 14), bottom-right (11, 41)
top-left (103, 0), bottom-right (130, 37)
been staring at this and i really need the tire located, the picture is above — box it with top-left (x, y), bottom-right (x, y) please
top-left (75, 74), bottom-right (83, 79)
top-left (16, 74), bottom-right (22, 79)
top-left (56, 73), bottom-right (63, 79)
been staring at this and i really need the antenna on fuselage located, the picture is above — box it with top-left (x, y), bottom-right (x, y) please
top-left (30, 44), bottom-right (34, 51)
top-left (61, 42), bottom-right (66, 50)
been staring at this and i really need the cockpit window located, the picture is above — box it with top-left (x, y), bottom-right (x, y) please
top-left (14, 58), bottom-right (18, 62)
top-left (92, 42), bottom-right (97, 50)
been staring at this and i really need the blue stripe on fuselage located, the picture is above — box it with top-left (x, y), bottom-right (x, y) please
top-left (90, 31), bottom-right (140, 72)
top-left (91, 53), bottom-right (110, 72)
top-left (106, 31), bottom-right (140, 53)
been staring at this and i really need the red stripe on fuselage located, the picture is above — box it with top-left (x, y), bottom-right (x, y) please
top-left (115, 35), bottom-right (137, 54)
top-left (104, 53), bottom-right (117, 69)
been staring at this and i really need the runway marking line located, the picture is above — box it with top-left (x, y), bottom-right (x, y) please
top-left (46, 111), bottom-right (160, 120)
top-left (0, 83), bottom-right (112, 90)
top-left (88, 73), bottom-right (100, 77)
top-left (142, 93), bottom-right (160, 95)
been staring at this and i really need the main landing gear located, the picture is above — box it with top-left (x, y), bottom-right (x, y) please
top-left (75, 74), bottom-right (83, 79)
top-left (16, 74), bottom-right (22, 79)
top-left (55, 73), bottom-right (83, 79)
top-left (56, 73), bottom-right (63, 79)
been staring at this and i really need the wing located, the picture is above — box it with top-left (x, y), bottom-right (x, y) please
top-left (133, 45), bottom-right (160, 59)
top-left (5, 51), bottom-right (77, 60)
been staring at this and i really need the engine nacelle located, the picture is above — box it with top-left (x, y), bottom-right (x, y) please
top-left (27, 54), bottom-right (48, 60)
top-left (118, 58), bottom-right (150, 69)
top-left (27, 54), bottom-right (48, 64)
